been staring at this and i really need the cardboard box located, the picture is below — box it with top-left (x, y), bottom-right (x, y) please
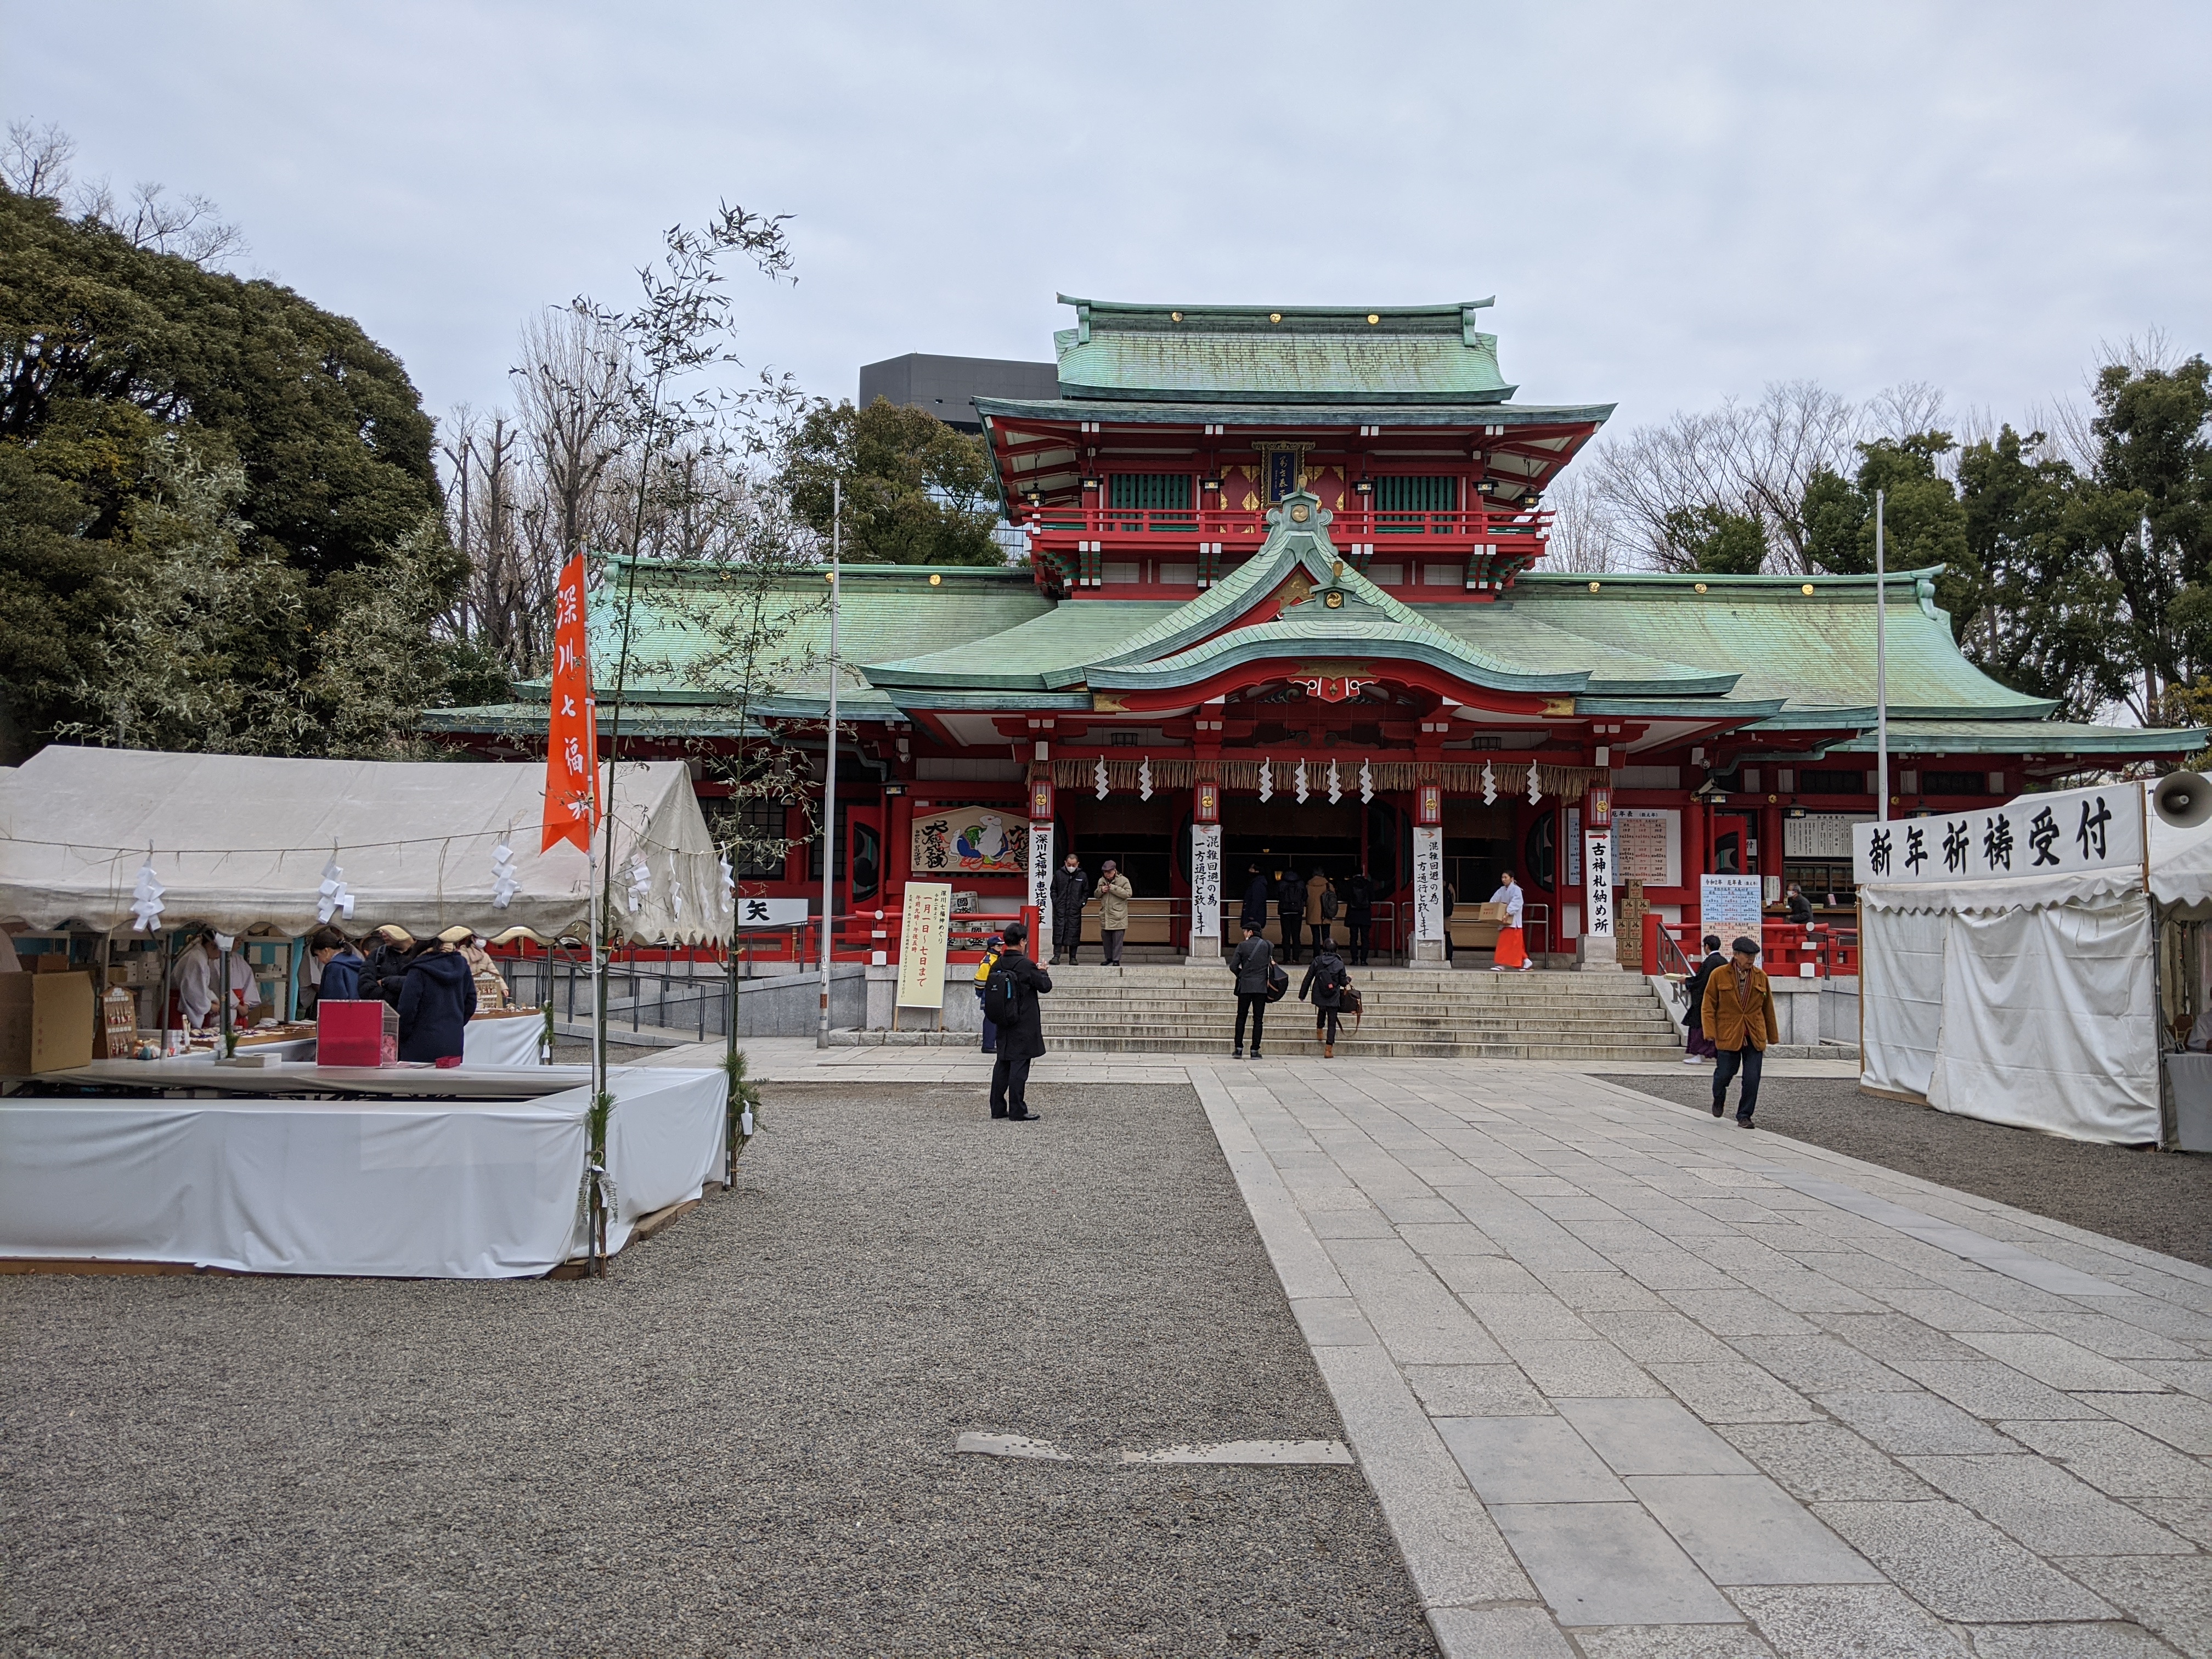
top-left (0, 971), bottom-right (100, 1073)
top-left (1475, 901), bottom-right (1511, 923)
top-left (32, 953), bottom-right (72, 973)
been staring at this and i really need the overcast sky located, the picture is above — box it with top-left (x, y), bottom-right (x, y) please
top-left (8, 2), bottom-right (2210, 444)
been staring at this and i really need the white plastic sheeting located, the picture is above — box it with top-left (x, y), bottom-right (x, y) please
top-left (0, 1068), bottom-right (726, 1277)
top-left (0, 747), bottom-right (725, 944)
top-left (1926, 893), bottom-right (2160, 1144)
top-left (1859, 876), bottom-right (2161, 1145)
top-left (1860, 905), bottom-right (1944, 1100)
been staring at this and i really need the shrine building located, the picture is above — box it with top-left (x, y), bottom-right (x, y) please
top-left (427, 296), bottom-right (2201, 962)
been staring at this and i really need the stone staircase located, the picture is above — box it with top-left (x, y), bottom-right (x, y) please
top-left (1037, 964), bottom-right (1685, 1060)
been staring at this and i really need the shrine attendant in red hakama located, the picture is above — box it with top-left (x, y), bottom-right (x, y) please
top-left (1490, 872), bottom-right (1530, 971)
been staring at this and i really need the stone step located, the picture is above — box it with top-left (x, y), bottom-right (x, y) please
top-left (1047, 1036), bottom-right (1681, 1059)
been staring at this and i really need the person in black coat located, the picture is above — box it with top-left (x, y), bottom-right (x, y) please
top-left (1277, 866), bottom-right (1305, 963)
top-left (985, 920), bottom-right (1053, 1121)
top-left (1227, 921), bottom-right (1275, 1059)
top-left (308, 926), bottom-right (367, 1005)
top-left (1300, 944), bottom-right (1350, 1058)
top-left (1049, 853), bottom-right (1088, 965)
top-left (397, 941), bottom-right (478, 1064)
top-left (362, 927), bottom-right (420, 1008)
top-left (1344, 867), bottom-right (1375, 966)
top-left (1239, 865), bottom-right (1272, 936)
top-left (1683, 934), bottom-right (1724, 1062)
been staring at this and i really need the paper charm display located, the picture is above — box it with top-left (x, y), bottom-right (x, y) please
top-left (718, 852), bottom-right (736, 917)
top-left (1257, 759), bottom-right (1273, 803)
top-left (1094, 756), bottom-right (1110, 800)
top-left (1138, 755), bottom-right (1153, 802)
top-left (1527, 764), bottom-right (1543, 805)
top-left (317, 856), bottom-right (356, 923)
top-left (624, 855), bottom-right (653, 915)
top-left (1359, 759), bottom-right (1375, 804)
top-left (670, 880), bottom-right (684, 921)
top-left (490, 840), bottom-right (520, 910)
top-left (1294, 758), bottom-right (1310, 804)
top-left (1481, 760), bottom-right (1497, 805)
top-left (1327, 759), bottom-right (1342, 805)
top-left (129, 857), bottom-right (166, 933)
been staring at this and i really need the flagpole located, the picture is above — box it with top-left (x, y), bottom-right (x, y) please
top-left (1875, 489), bottom-right (1888, 823)
top-left (817, 478), bottom-right (840, 1049)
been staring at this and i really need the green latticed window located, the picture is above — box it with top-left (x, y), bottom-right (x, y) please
top-left (1109, 473), bottom-right (1192, 511)
top-left (1374, 476), bottom-right (1458, 513)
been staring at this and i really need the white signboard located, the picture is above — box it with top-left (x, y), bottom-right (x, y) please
top-left (1612, 808), bottom-right (1679, 888)
top-left (895, 883), bottom-right (953, 1008)
top-left (1188, 823), bottom-right (1222, 938)
top-left (1700, 874), bottom-right (1765, 938)
top-left (1027, 819), bottom-right (1055, 940)
top-left (735, 895), bottom-right (809, 928)
top-left (1566, 806), bottom-right (1582, 887)
top-left (1851, 782), bottom-right (2143, 886)
top-left (1412, 825), bottom-right (1444, 942)
top-left (1583, 832), bottom-right (1616, 937)
top-left (1784, 812), bottom-right (1871, 859)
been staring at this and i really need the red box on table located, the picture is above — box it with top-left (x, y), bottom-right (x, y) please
top-left (317, 1000), bottom-right (397, 1066)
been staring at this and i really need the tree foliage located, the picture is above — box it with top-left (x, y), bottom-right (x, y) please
top-left (1662, 504), bottom-right (1767, 574)
top-left (781, 396), bottom-right (1004, 566)
top-left (0, 181), bottom-right (474, 760)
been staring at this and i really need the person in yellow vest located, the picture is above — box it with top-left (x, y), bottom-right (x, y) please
top-left (973, 933), bottom-right (1005, 1053)
top-left (1701, 936), bottom-right (1780, 1127)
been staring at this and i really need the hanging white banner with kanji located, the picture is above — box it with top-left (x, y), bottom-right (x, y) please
top-left (1853, 782), bottom-right (2142, 887)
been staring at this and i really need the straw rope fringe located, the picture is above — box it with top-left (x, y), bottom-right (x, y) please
top-left (1053, 757), bottom-right (1600, 802)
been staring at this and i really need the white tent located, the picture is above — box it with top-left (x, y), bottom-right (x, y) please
top-left (0, 747), bottom-right (727, 944)
top-left (1855, 781), bottom-right (2168, 1146)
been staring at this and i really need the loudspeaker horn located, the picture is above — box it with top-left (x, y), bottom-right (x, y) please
top-left (2153, 770), bottom-right (2212, 829)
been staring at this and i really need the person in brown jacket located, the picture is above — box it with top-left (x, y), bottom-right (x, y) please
top-left (1701, 935), bottom-right (1780, 1127)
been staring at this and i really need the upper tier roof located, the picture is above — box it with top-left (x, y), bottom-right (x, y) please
top-left (1053, 297), bottom-right (1517, 405)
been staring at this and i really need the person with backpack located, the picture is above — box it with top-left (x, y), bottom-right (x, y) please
top-left (1307, 868), bottom-right (1338, 949)
top-left (1277, 866), bottom-right (1305, 963)
top-left (1049, 854), bottom-right (1088, 965)
top-left (972, 932), bottom-right (1005, 1053)
top-left (982, 920), bottom-right (1052, 1121)
top-left (1227, 919), bottom-right (1277, 1059)
top-left (1344, 867), bottom-right (1374, 966)
top-left (1300, 941), bottom-right (1351, 1059)
top-left (1681, 933), bottom-right (1723, 1063)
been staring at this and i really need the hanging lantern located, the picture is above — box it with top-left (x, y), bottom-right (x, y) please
top-left (129, 857), bottom-right (166, 933)
top-left (1195, 780), bottom-right (1220, 822)
top-left (1418, 783), bottom-right (1442, 825)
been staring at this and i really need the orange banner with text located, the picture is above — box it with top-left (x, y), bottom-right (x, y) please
top-left (541, 555), bottom-right (600, 853)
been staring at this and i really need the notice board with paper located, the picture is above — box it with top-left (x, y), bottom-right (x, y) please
top-left (896, 882), bottom-right (953, 1009)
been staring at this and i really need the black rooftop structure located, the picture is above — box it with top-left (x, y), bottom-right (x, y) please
top-left (857, 353), bottom-right (1058, 433)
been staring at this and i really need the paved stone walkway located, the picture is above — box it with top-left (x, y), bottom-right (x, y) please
top-left (695, 1040), bottom-right (2212, 1655)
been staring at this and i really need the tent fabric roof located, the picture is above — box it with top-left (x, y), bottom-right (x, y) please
top-left (0, 748), bottom-right (725, 943)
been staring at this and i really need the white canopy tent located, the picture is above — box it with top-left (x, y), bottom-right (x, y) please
top-left (0, 747), bottom-right (727, 944)
top-left (1855, 781), bottom-right (2168, 1147)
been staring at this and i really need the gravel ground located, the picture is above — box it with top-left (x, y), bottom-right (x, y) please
top-left (1598, 1070), bottom-right (2212, 1267)
top-left (1, 1081), bottom-right (1434, 1659)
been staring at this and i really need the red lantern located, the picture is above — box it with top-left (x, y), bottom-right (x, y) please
top-left (1417, 783), bottom-right (1442, 826)
top-left (1030, 778), bottom-right (1055, 821)
top-left (1195, 780), bottom-right (1220, 823)
top-left (1587, 786), bottom-right (1612, 828)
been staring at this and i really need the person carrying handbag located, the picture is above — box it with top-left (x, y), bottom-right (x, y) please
top-left (1300, 943), bottom-right (1351, 1059)
top-left (1227, 921), bottom-right (1275, 1059)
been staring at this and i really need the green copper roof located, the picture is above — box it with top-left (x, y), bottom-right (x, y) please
top-left (1052, 296), bottom-right (1517, 405)
top-left (1824, 719), bottom-right (2201, 756)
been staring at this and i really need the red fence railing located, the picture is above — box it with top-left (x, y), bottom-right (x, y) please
top-left (1642, 916), bottom-right (1859, 979)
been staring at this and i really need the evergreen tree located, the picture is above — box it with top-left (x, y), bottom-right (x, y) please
top-left (781, 396), bottom-right (1004, 566)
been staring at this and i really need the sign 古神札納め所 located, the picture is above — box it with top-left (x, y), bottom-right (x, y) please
top-left (1851, 782), bottom-right (2142, 887)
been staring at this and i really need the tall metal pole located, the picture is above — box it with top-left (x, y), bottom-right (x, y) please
top-left (1875, 488), bottom-right (1889, 823)
top-left (817, 479), bottom-right (840, 1048)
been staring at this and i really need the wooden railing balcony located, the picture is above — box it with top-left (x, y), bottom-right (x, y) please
top-left (1019, 504), bottom-right (1552, 554)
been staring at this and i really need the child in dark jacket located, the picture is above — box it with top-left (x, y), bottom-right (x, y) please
top-left (398, 943), bottom-right (478, 1064)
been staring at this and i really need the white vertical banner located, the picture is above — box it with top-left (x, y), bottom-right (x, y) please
top-left (1028, 821), bottom-right (1054, 941)
top-left (895, 883), bottom-right (953, 1008)
top-left (1584, 832), bottom-right (1616, 938)
top-left (1189, 822), bottom-right (1222, 938)
top-left (1413, 825), bottom-right (1446, 942)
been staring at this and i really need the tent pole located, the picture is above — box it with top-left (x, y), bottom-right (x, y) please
top-left (818, 477), bottom-right (840, 1049)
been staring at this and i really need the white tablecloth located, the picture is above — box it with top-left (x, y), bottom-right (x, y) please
top-left (464, 1011), bottom-right (547, 1066)
top-left (0, 1068), bottom-right (726, 1277)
